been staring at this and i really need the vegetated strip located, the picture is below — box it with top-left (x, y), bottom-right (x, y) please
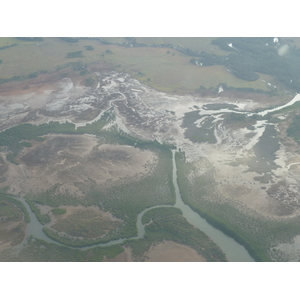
top-left (287, 114), bottom-right (300, 143)
top-left (0, 236), bottom-right (124, 262)
top-left (0, 193), bottom-right (30, 223)
top-left (42, 227), bottom-right (121, 248)
top-left (0, 113), bottom-right (111, 163)
top-left (126, 207), bottom-right (227, 262)
top-left (174, 151), bottom-right (270, 262)
top-left (25, 199), bottom-right (50, 225)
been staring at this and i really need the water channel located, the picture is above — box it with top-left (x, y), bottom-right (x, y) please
top-left (13, 150), bottom-right (254, 261)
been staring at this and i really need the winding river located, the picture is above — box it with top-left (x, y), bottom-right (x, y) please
top-left (13, 150), bottom-right (254, 261)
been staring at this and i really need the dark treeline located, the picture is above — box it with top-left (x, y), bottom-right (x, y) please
top-left (16, 37), bottom-right (43, 42)
top-left (0, 43), bottom-right (18, 51)
top-left (66, 51), bottom-right (84, 58)
top-left (59, 37), bottom-right (79, 43)
top-left (287, 115), bottom-right (300, 142)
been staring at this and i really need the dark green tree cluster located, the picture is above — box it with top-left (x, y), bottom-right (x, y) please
top-left (219, 83), bottom-right (272, 94)
top-left (287, 114), bottom-right (300, 142)
top-left (52, 208), bottom-right (67, 214)
top-left (16, 37), bottom-right (43, 41)
top-left (190, 37), bottom-right (300, 90)
top-left (84, 45), bottom-right (94, 51)
top-left (60, 37), bottom-right (79, 43)
top-left (66, 51), bottom-right (84, 58)
top-left (0, 43), bottom-right (18, 50)
top-left (0, 71), bottom-right (44, 85)
top-left (0, 194), bottom-right (30, 223)
top-left (84, 77), bottom-right (95, 86)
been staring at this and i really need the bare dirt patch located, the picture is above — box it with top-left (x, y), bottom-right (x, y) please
top-left (142, 241), bottom-right (206, 262)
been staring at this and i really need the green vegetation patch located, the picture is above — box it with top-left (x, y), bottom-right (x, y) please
top-left (193, 37), bottom-right (300, 92)
top-left (84, 77), bottom-right (95, 86)
top-left (142, 207), bottom-right (181, 224)
top-left (42, 227), bottom-right (118, 247)
top-left (126, 207), bottom-right (227, 262)
top-left (60, 37), bottom-right (79, 43)
top-left (0, 199), bottom-right (22, 222)
top-left (0, 37), bottom-right (274, 94)
top-left (51, 209), bottom-right (121, 238)
top-left (0, 111), bottom-right (111, 163)
top-left (51, 208), bottom-right (67, 214)
top-left (287, 114), bottom-right (300, 143)
top-left (26, 184), bottom-right (83, 208)
top-left (0, 194), bottom-right (30, 223)
top-left (0, 43), bottom-right (18, 51)
top-left (16, 37), bottom-right (43, 42)
top-left (0, 236), bottom-right (124, 262)
top-left (25, 199), bottom-right (50, 225)
top-left (84, 45), bottom-right (94, 51)
top-left (66, 51), bottom-right (84, 58)
top-left (20, 141), bottom-right (32, 148)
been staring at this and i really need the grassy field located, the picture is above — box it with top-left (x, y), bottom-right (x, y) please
top-left (0, 37), bottom-right (273, 94)
top-left (135, 37), bottom-right (229, 55)
top-left (101, 45), bottom-right (271, 93)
